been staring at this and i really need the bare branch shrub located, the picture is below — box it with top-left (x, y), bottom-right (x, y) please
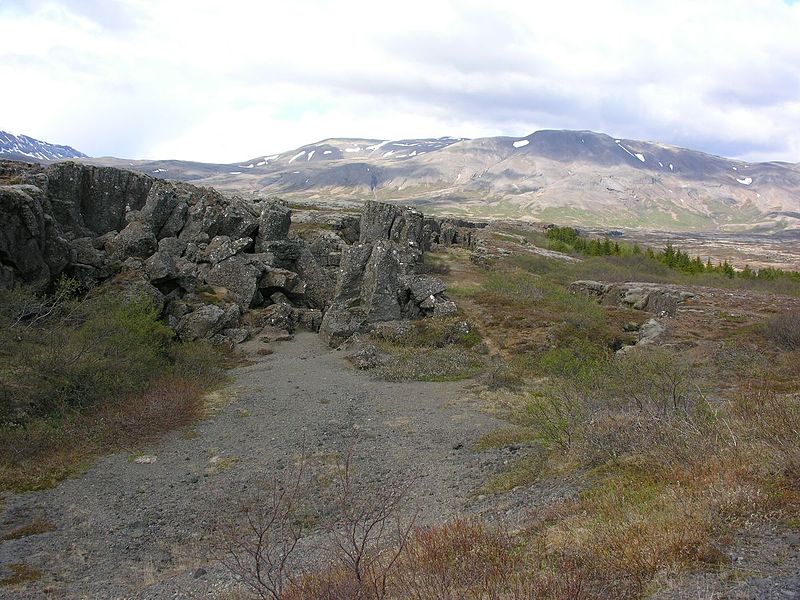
top-left (321, 447), bottom-right (417, 600)
top-left (607, 349), bottom-right (696, 417)
top-left (217, 453), bottom-right (311, 600)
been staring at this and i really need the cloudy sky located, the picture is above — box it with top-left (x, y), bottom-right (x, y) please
top-left (1, 0), bottom-right (799, 163)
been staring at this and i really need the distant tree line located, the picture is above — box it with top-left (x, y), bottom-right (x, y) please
top-left (545, 226), bottom-right (800, 281)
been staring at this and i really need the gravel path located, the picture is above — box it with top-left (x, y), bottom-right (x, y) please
top-left (0, 333), bottom-right (502, 599)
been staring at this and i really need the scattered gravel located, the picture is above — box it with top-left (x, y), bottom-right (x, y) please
top-left (0, 333), bottom-right (504, 598)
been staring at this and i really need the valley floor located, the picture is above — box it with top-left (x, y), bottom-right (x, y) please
top-left (0, 333), bottom-right (505, 598)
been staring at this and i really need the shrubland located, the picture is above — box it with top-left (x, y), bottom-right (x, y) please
top-left (0, 279), bottom-right (227, 491)
top-left (228, 226), bottom-right (799, 599)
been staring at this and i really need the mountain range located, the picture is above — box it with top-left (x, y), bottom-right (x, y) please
top-left (3, 129), bottom-right (799, 231)
top-left (0, 131), bottom-right (86, 162)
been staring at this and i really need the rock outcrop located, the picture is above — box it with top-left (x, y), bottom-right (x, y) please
top-left (570, 280), bottom-right (695, 317)
top-left (319, 202), bottom-right (456, 346)
top-left (0, 185), bottom-right (70, 290)
top-left (1, 161), bottom-right (463, 347)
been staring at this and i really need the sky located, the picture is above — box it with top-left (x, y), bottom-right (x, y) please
top-left (1, 0), bottom-right (799, 163)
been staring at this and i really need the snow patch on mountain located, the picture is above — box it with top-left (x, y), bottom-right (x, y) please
top-left (0, 130), bottom-right (87, 161)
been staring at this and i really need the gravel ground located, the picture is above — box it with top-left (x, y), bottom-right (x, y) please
top-left (0, 333), bottom-right (503, 599)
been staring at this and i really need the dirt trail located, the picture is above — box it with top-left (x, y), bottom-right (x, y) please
top-left (0, 333), bottom-right (503, 599)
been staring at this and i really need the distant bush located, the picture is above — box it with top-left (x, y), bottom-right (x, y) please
top-left (765, 310), bottom-right (800, 350)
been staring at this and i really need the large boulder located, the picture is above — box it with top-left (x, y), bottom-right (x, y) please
top-left (205, 254), bottom-right (264, 309)
top-left (359, 201), bottom-right (425, 248)
top-left (176, 303), bottom-right (240, 341)
top-left (319, 225), bottom-right (453, 346)
top-left (179, 189), bottom-right (258, 243)
top-left (137, 181), bottom-right (191, 239)
top-left (109, 221), bottom-right (158, 259)
top-left (255, 201), bottom-right (291, 250)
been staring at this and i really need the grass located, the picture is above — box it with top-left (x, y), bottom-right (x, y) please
top-left (376, 346), bottom-right (485, 382)
top-left (480, 453), bottom-right (546, 494)
top-left (0, 376), bottom-right (209, 491)
top-left (0, 517), bottom-right (55, 540)
top-left (0, 563), bottom-right (42, 587)
top-left (411, 239), bottom-right (800, 597)
top-left (473, 426), bottom-right (534, 451)
top-left (368, 315), bottom-right (487, 381)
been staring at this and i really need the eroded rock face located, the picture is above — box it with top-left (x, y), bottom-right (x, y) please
top-left (255, 201), bottom-right (291, 250)
top-left (1, 163), bottom-right (463, 346)
top-left (0, 185), bottom-right (70, 290)
top-left (44, 162), bottom-right (154, 236)
top-left (319, 202), bottom-right (457, 346)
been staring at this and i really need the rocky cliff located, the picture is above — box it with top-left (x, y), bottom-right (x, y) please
top-left (0, 160), bottom-right (477, 346)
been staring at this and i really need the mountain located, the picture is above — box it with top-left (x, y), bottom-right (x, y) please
top-left (23, 129), bottom-right (800, 231)
top-left (0, 131), bottom-right (87, 162)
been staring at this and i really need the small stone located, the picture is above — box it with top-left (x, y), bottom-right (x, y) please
top-left (134, 455), bottom-right (157, 464)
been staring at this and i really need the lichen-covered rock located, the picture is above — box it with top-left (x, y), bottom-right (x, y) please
top-left (138, 182), bottom-right (189, 239)
top-left (176, 303), bottom-right (240, 341)
top-left (255, 201), bottom-right (291, 250)
top-left (360, 201), bottom-right (425, 248)
top-left (201, 235), bottom-right (253, 264)
top-left (144, 251), bottom-right (179, 283)
top-left (409, 276), bottom-right (447, 303)
top-left (110, 221), bottom-right (157, 259)
top-left (205, 254), bottom-right (264, 308)
top-left (570, 280), bottom-right (694, 318)
top-left (179, 190), bottom-right (258, 243)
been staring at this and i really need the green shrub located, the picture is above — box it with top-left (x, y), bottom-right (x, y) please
top-left (170, 339), bottom-right (226, 383)
top-left (0, 283), bottom-right (173, 420)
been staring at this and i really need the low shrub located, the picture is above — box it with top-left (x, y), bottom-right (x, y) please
top-left (376, 346), bottom-right (485, 382)
top-left (0, 281), bottom-right (226, 490)
top-left (0, 283), bottom-right (173, 420)
top-left (766, 310), bottom-right (800, 350)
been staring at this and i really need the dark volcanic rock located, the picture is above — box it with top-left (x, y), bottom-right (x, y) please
top-left (0, 185), bottom-right (70, 290)
top-left (570, 280), bottom-right (695, 317)
top-left (44, 162), bottom-right (154, 236)
top-left (255, 201), bottom-right (291, 250)
top-left (319, 202), bottom-right (456, 346)
top-left (360, 201), bottom-right (425, 248)
top-left (1, 162), bottom-right (462, 346)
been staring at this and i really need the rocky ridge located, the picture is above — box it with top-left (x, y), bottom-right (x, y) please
top-left (0, 159), bottom-right (481, 348)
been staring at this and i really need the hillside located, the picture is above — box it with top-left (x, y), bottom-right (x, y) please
top-left (83, 130), bottom-right (800, 231)
top-left (6, 128), bottom-right (799, 231)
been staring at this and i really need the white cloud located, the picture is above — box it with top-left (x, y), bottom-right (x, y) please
top-left (1, 0), bottom-right (798, 162)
